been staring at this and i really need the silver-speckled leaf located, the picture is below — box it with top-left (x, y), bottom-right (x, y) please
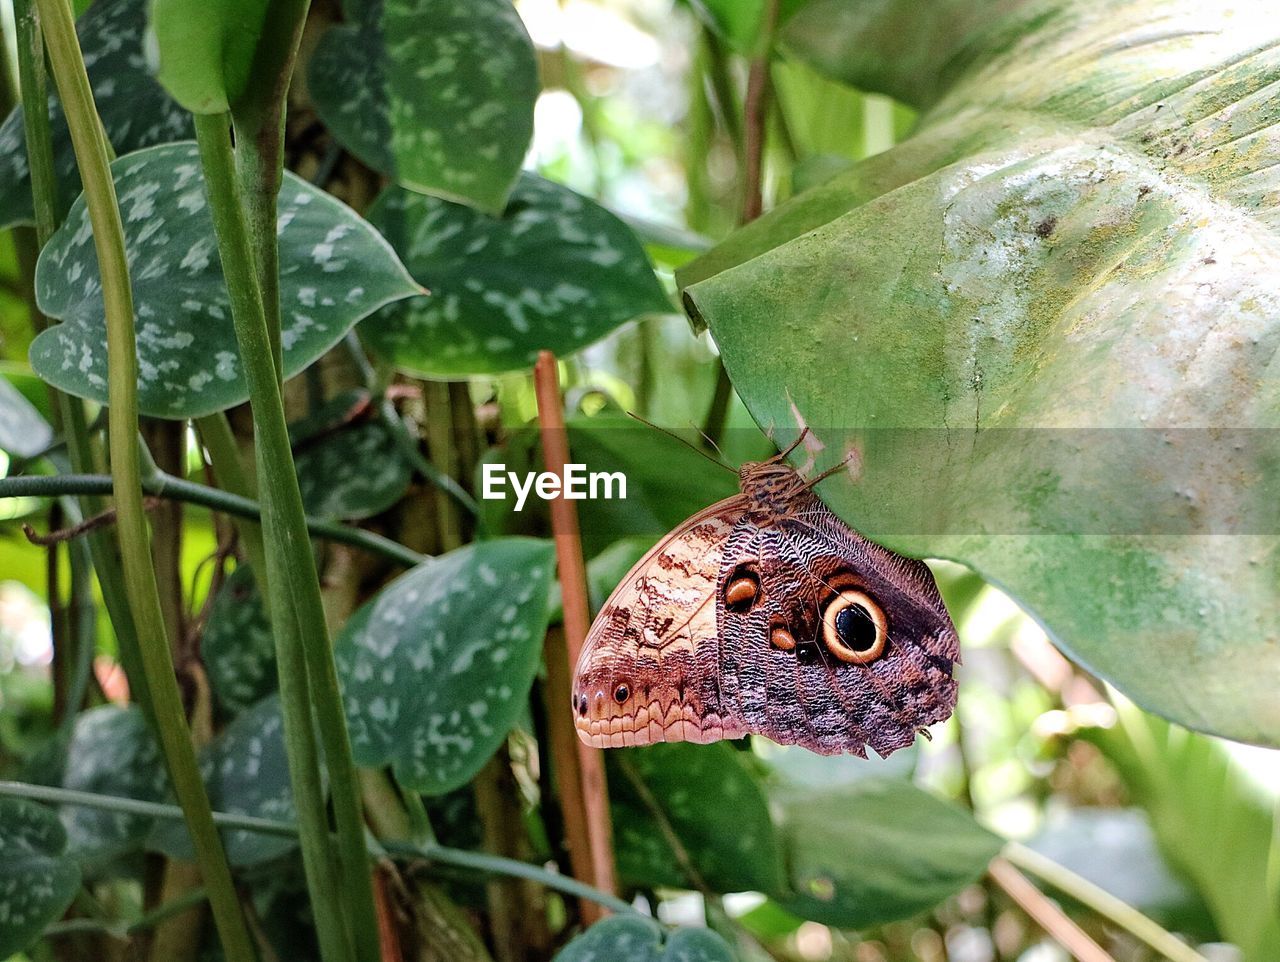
top-left (553, 917), bottom-right (737, 962)
top-left (151, 696), bottom-right (299, 867)
top-left (0, 798), bottom-right (80, 959)
top-left (0, 0), bottom-right (190, 230)
top-left (30, 142), bottom-right (420, 419)
top-left (203, 564), bottom-right (277, 714)
top-left (336, 538), bottom-right (555, 795)
top-left (309, 0), bottom-right (538, 213)
top-left (362, 175), bottom-right (671, 376)
top-left (60, 705), bottom-right (169, 864)
top-left (0, 376), bottom-right (52, 457)
top-left (681, 0), bottom-right (1280, 746)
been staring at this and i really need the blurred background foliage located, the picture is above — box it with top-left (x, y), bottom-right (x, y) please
top-left (0, 0), bottom-right (1278, 961)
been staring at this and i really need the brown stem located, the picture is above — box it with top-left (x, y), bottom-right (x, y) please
top-left (740, 0), bottom-right (780, 225)
top-left (987, 857), bottom-right (1116, 962)
top-left (23, 497), bottom-right (163, 545)
top-left (532, 351), bottom-right (617, 923)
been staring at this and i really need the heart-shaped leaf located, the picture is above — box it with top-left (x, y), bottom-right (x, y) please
top-left (361, 175), bottom-right (670, 376)
top-left (309, 0), bottom-right (538, 213)
top-left (771, 778), bottom-right (1002, 927)
top-left (554, 916), bottom-right (737, 962)
top-left (0, 797), bottom-right (80, 958)
top-left (151, 696), bottom-right (299, 866)
top-left (203, 564), bottom-right (277, 714)
top-left (30, 142), bottom-right (420, 419)
top-left (610, 743), bottom-right (786, 895)
top-left (60, 705), bottom-right (169, 864)
top-left (292, 391), bottom-right (412, 519)
top-left (0, 0), bottom-right (190, 230)
top-left (680, 0), bottom-right (1280, 745)
top-left (336, 538), bottom-right (556, 795)
top-left (0, 376), bottom-right (52, 458)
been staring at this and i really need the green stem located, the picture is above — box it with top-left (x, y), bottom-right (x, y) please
top-left (1003, 842), bottom-right (1210, 962)
top-left (45, 888), bottom-right (211, 940)
top-left (193, 111), bottom-right (380, 962)
top-left (14, 0), bottom-right (59, 240)
top-left (34, 2), bottom-right (255, 958)
top-left (0, 473), bottom-right (426, 568)
top-left (0, 780), bottom-right (637, 917)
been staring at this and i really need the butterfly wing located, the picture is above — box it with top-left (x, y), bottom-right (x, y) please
top-left (573, 496), bottom-right (749, 748)
top-left (716, 489), bottom-right (959, 757)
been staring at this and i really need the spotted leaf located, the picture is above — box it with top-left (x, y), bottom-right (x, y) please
top-left (336, 538), bottom-right (556, 795)
top-left (309, 0), bottom-right (538, 213)
top-left (203, 564), bottom-right (277, 714)
top-left (0, 0), bottom-right (190, 230)
top-left (772, 778), bottom-right (1002, 927)
top-left (610, 743), bottom-right (786, 895)
top-left (553, 917), bottom-right (737, 962)
top-left (30, 142), bottom-right (420, 419)
top-left (361, 174), bottom-right (671, 376)
top-left (0, 798), bottom-right (80, 958)
top-left (151, 696), bottom-right (300, 866)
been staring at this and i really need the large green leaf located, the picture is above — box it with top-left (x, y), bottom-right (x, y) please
top-left (149, 0), bottom-right (268, 114)
top-left (554, 917), bottom-right (737, 962)
top-left (0, 376), bottom-right (52, 458)
top-left (680, 0), bottom-right (1280, 745)
top-left (30, 143), bottom-right (419, 419)
top-left (309, 0), bottom-right (538, 213)
top-left (336, 538), bottom-right (556, 795)
top-left (770, 778), bottom-right (1003, 927)
top-left (0, 0), bottom-right (191, 230)
top-left (610, 743), bottom-right (787, 895)
top-left (361, 175), bottom-right (671, 376)
top-left (151, 696), bottom-right (300, 867)
top-left (0, 797), bottom-right (80, 958)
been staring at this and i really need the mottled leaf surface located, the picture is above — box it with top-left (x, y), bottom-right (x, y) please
top-left (0, 798), bottom-right (80, 958)
top-left (31, 143), bottom-right (419, 419)
top-left (60, 705), bottom-right (168, 863)
top-left (772, 778), bottom-right (1002, 927)
top-left (203, 564), bottom-right (276, 713)
top-left (0, 376), bottom-right (52, 457)
top-left (309, 0), bottom-right (538, 212)
top-left (681, 0), bottom-right (1280, 744)
top-left (337, 538), bottom-right (555, 794)
top-left (292, 391), bottom-right (411, 519)
top-left (554, 917), bottom-right (737, 962)
top-left (0, 0), bottom-right (190, 229)
top-left (362, 175), bottom-right (670, 376)
top-left (151, 696), bottom-right (298, 866)
top-left (610, 743), bottom-right (786, 895)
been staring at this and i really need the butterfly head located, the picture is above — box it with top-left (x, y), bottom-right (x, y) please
top-left (739, 460), bottom-right (808, 524)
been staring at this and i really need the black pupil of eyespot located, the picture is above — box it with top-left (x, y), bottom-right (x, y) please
top-left (614, 685), bottom-right (629, 703)
top-left (835, 603), bottom-right (877, 652)
top-left (795, 640), bottom-right (820, 665)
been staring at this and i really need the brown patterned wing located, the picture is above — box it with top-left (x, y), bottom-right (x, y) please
top-left (572, 497), bottom-right (749, 748)
top-left (715, 489), bottom-right (959, 757)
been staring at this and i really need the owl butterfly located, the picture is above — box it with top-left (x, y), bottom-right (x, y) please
top-left (571, 431), bottom-right (959, 757)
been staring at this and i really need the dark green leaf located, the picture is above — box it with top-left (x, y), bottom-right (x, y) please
top-left (203, 564), bottom-right (276, 714)
top-left (0, 0), bottom-right (190, 229)
top-left (680, 0), bottom-right (1280, 745)
top-left (149, 0), bottom-right (269, 114)
top-left (60, 705), bottom-right (168, 863)
top-left (0, 797), bottom-right (80, 958)
top-left (30, 143), bottom-right (419, 419)
top-left (309, 0), bottom-right (538, 213)
top-left (336, 538), bottom-right (556, 794)
top-left (0, 375), bottom-right (52, 457)
top-left (772, 778), bottom-right (1002, 927)
top-left (553, 916), bottom-right (737, 962)
top-left (293, 391), bottom-right (412, 519)
top-left (361, 175), bottom-right (670, 376)
top-left (151, 696), bottom-right (300, 866)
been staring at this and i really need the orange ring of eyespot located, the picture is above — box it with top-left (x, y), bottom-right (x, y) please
top-left (821, 590), bottom-right (887, 664)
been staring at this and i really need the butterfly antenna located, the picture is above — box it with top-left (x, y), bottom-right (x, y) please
top-left (801, 451), bottom-right (857, 491)
top-left (690, 422), bottom-right (728, 463)
top-left (768, 427), bottom-right (811, 465)
top-left (626, 411), bottom-right (737, 473)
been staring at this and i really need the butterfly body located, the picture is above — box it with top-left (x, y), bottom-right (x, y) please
top-left (572, 456), bottom-right (959, 757)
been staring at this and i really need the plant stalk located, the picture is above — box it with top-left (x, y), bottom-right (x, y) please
top-left (192, 111), bottom-right (380, 962)
top-left (33, 1), bottom-right (255, 956)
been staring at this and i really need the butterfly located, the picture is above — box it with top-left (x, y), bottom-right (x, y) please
top-left (571, 431), bottom-right (959, 757)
